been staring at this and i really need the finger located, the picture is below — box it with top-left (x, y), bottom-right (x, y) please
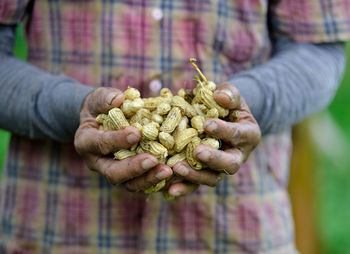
top-left (214, 82), bottom-right (241, 110)
top-left (87, 87), bottom-right (125, 115)
top-left (194, 145), bottom-right (243, 175)
top-left (123, 164), bottom-right (173, 192)
top-left (167, 182), bottom-right (199, 197)
top-left (75, 126), bottom-right (141, 155)
top-left (204, 118), bottom-right (261, 148)
top-left (172, 161), bottom-right (221, 187)
top-left (92, 153), bottom-right (159, 185)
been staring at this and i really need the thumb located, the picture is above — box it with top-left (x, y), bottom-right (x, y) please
top-left (86, 87), bottom-right (125, 115)
top-left (214, 82), bottom-right (241, 110)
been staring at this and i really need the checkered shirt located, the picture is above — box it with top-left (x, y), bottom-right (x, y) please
top-left (0, 0), bottom-right (349, 253)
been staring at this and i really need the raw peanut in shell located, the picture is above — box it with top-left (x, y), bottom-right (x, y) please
top-left (166, 152), bottom-right (186, 167)
top-left (131, 122), bottom-right (143, 132)
top-left (206, 108), bottom-right (219, 119)
top-left (168, 149), bottom-right (176, 156)
top-left (174, 128), bottom-right (198, 152)
top-left (186, 136), bottom-right (203, 170)
top-left (192, 103), bottom-right (207, 116)
top-left (177, 88), bottom-right (186, 98)
top-left (114, 149), bottom-right (136, 160)
top-left (108, 108), bottom-right (130, 130)
top-left (141, 118), bottom-right (151, 126)
top-left (142, 122), bottom-right (159, 141)
top-left (130, 143), bottom-right (138, 151)
top-left (143, 97), bottom-right (165, 111)
top-left (140, 140), bottom-right (168, 161)
top-left (103, 117), bottom-right (117, 130)
top-left (152, 114), bottom-right (164, 124)
top-left (196, 88), bottom-right (229, 118)
top-left (158, 132), bottom-right (175, 150)
top-left (191, 115), bottom-right (205, 134)
top-left (129, 98), bottom-right (144, 113)
top-left (206, 81), bottom-right (217, 91)
top-left (160, 107), bottom-right (183, 133)
top-left (172, 116), bottom-right (188, 138)
top-left (171, 96), bottom-right (196, 118)
top-left (121, 100), bottom-right (134, 118)
top-left (124, 86), bottom-right (141, 100)
top-left (130, 108), bottom-right (152, 125)
top-left (156, 102), bottom-right (171, 115)
top-left (201, 138), bottom-right (220, 149)
top-left (136, 146), bottom-right (145, 154)
top-left (160, 88), bottom-right (173, 98)
top-left (96, 114), bottom-right (106, 124)
top-left (144, 179), bottom-right (166, 194)
top-left (190, 58), bottom-right (229, 117)
top-left (229, 110), bottom-right (240, 122)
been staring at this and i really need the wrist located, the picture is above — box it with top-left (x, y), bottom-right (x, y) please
top-left (47, 76), bottom-right (95, 140)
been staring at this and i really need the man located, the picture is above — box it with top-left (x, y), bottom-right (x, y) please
top-left (0, 0), bottom-right (348, 253)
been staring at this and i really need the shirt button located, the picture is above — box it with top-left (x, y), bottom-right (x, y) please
top-left (149, 79), bottom-right (162, 94)
top-left (152, 8), bottom-right (163, 21)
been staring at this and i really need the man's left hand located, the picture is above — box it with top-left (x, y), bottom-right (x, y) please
top-left (167, 82), bottom-right (261, 197)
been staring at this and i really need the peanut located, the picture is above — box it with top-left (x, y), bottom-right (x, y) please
top-left (142, 122), bottom-right (159, 141)
top-left (114, 149), bottom-right (136, 160)
top-left (158, 132), bottom-right (175, 150)
top-left (124, 86), bottom-right (141, 100)
top-left (166, 152), bottom-right (186, 167)
top-left (108, 108), bottom-right (129, 130)
top-left (174, 128), bottom-right (198, 152)
top-left (186, 136), bottom-right (203, 170)
top-left (160, 107), bottom-right (183, 133)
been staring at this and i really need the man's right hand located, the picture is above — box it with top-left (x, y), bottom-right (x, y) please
top-left (74, 87), bottom-right (173, 192)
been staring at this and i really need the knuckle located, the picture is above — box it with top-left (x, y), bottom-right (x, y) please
top-left (74, 131), bottom-right (86, 154)
top-left (227, 163), bottom-right (240, 175)
top-left (207, 180), bottom-right (217, 187)
top-left (97, 135), bottom-right (111, 155)
top-left (205, 172), bottom-right (220, 187)
top-left (144, 175), bottom-right (157, 187)
top-left (128, 158), bottom-right (144, 177)
top-left (98, 142), bottom-right (109, 155)
top-left (104, 169), bottom-right (118, 185)
top-left (253, 127), bottom-right (262, 146)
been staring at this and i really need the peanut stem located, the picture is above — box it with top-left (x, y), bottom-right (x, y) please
top-left (190, 58), bottom-right (208, 83)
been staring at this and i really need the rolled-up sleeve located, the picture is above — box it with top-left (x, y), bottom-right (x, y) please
top-left (270, 0), bottom-right (350, 43)
top-left (0, 0), bottom-right (31, 24)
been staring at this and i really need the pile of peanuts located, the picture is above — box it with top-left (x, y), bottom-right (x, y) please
top-left (96, 59), bottom-right (238, 198)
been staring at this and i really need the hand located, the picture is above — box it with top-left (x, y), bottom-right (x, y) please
top-left (167, 82), bottom-right (261, 197)
top-left (74, 88), bottom-right (173, 192)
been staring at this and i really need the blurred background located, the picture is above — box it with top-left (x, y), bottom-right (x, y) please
top-left (0, 26), bottom-right (349, 254)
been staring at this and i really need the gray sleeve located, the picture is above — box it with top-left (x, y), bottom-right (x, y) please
top-left (229, 39), bottom-right (346, 135)
top-left (0, 24), bottom-right (94, 142)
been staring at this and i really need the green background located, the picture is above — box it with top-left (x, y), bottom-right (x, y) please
top-left (0, 26), bottom-right (349, 253)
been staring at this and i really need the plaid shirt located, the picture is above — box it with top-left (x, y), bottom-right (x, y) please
top-left (0, 0), bottom-right (349, 253)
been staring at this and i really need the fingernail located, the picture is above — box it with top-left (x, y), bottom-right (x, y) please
top-left (175, 165), bottom-right (189, 176)
top-left (196, 150), bottom-right (211, 162)
top-left (204, 120), bottom-right (218, 133)
top-left (141, 158), bottom-right (157, 170)
top-left (171, 189), bottom-right (183, 197)
top-left (126, 133), bottom-right (139, 145)
top-left (155, 170), bottom-right (170, 180)
top-left (106, 92), bottom-right (123, 105)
